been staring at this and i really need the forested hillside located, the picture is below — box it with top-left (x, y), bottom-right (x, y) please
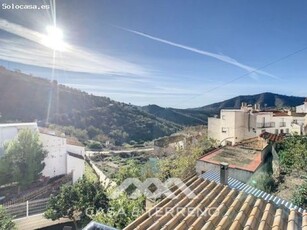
top-left (0, 67), bottom-right (181, 144)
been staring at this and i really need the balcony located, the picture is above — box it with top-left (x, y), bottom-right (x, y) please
top-left (256, 122), bottom-right (275, 128)
top-left (279, 122), bottom-right (286, 127)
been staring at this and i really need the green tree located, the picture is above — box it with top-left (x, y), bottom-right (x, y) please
top-left (158, 138), bottom-right (216, 180)
top-left (292, 181), bottom-right (307, 209)
top-left (0, 205), bottom-right (16, 230)
top-left (0, 129), bottom-right (47, 188)
top-left (278, 136), bottom-right (307, 173)
top-left (44, 177), bottom-right (109, 229)
top-left (113, 160), bottom-right (141, 184)
top-left (92, 193), bottom-right (145, 229)
top-left (87, 141), bottom-right (102, 150)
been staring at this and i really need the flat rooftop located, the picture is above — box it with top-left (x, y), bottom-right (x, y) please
top-left (199, 146), bottom-right (262, 172)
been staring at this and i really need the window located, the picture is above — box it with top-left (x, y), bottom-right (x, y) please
top-left (286, 128), bottom-right (289, 133)
top-left (222, 127), bottom-right (227, 133)
top-left (275, 129), bottom-right (278, 134)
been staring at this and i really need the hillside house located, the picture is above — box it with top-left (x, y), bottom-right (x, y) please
top-left (39, 128), bottom-right (85, 183)
top-left (0, 123), bottom-right (84, 183)
top-left (296, 98), bottom-right (307, 113)
top-left (196, 137), bottom-right (270, 183)
top-left (208, 102), bottom-right (307, 145)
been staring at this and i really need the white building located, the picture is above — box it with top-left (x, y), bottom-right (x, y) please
top-left (208, 103), bottom-right (307, 145)
top-left (39, 128), bottom-right (85, 183)
top-left (0, 123), bottom-right (84, 183)
top-left (296, 99), bottom-right (307, 113)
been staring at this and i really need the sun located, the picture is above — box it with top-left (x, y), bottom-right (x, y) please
top-left (42, 26), bottom-right (66, 51)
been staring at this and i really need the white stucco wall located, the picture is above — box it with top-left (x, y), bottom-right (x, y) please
top-left (208, 117), bottom-right (221, 142)
top-left (296, 103), bottom-right (307, 113)
top-left (66, 144), bottom-right (85, 182)
top-left (209, 107), bottom-right (307, 145)
top-left (196, 160), bottom-right (254, 183)
top-left (67, 154), bottom-right (84, 183)
top-left (39, 133), bottom-right (67, 178)
top-left (67, 144), bottom-right (85, 156)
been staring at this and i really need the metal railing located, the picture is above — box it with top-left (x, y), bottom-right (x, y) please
top-left (279, 122), bottom-right (286, 127)
top-left (256, 122), bottom-right (275, 128)
top-left (4, 198), bottom-right (49, 219)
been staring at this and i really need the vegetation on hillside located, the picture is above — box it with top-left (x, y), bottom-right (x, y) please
top-left (277, 135), bottom-right (307, 208)
top-left (0, 205), bottom-right (15, 230)
top-left (158, 138), bottom-right (216, 180)
top-left (44, 177), bottom-right (109, 229)
top-left (0, 67), bottom-right (181, 144)
top-left (247, 161), bottom-right (275, 193)
top-left (292, 182), bottom-right (307, 209)
top-left (0, 129), bottom-right (47, 189)
top-left (278, 136), bottom-right (307, 173)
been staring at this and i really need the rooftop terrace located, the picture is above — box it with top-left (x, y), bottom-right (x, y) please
top-left (199, 146), bottom-right (262, 172)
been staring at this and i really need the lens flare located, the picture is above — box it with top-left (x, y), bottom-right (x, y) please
top-left (42, 26), bottom-right (66, 51)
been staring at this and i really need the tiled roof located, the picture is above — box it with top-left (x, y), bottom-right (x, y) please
top-left (124, 174), bottom-right (307, 230)
top-left (260, 132), bottom-right (285, 143)
top-left (202, 170), bottom-right (305, 213)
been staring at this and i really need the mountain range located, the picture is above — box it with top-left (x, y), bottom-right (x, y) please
top-left (0, 67), bottom-right (305, 144)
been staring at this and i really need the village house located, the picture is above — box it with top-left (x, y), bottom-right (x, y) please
top-left (0, 122), bottom-right (85, 183)
top-left (208, 101), bottom-right (307, 146)
top-left (196, 137), bottom-right (271, 183)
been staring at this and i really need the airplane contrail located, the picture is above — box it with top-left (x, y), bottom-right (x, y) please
top-left (117, 26), bottom-right (278, 79)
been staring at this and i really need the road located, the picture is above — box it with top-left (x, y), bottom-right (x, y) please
top-left (86, 147), bottom-right (154, 156)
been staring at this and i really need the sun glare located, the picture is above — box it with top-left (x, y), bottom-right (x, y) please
top-left (42, 26), bottom-right (66, 51)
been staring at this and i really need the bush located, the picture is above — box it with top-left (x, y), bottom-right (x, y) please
top-left (248, 172), bottom-right (276, 193)
top-left (0, 205), bottom-right (15, 230)
top-left (292, 181), bottom-right (307, 209)
top-left (87, 141), bottom-right (102, 150)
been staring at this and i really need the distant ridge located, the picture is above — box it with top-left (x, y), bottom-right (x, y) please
top-left (197, 92), bottom-right (305, 112)
top-left (0, 66), bottom-right (305, 143)
top-left (141, 92), bottom-right (305, 124)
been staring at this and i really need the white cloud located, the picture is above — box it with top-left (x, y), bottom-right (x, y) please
top-left (0, 18), bottom-right (150, 77)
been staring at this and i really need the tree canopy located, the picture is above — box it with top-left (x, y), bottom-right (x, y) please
top-left (0, 205), bottom-right (15, 230)
top-left (44, 177), bottom-right (109, 229)
top-left (0, 129), bottom-right (47, 187)
top-left (92, 193), bottom-right (144, 229)
top-left (278, 136), bottom-right (307, 173)
top-left (292, 181), bottom-right (307, 209)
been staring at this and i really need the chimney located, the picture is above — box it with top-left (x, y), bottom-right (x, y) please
top-left (220, 162), bottom-right (229, 185)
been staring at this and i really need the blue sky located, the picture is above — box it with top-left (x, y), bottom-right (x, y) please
top-left (0, 0), bottom-right (307, 108)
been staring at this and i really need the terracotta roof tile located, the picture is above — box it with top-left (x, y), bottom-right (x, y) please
top-left (243, 198), bottom-right (265, 229)
top-left (124, 176), bottom-right (306, 230)
top-left (271, 209), bottom-right (284, 229)
top-left (258, 203), bottom-right (276, 230)
top-left (303, 211), bottom-right (307, 230)
top-left (287, 209), bottom-right (299, 230)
